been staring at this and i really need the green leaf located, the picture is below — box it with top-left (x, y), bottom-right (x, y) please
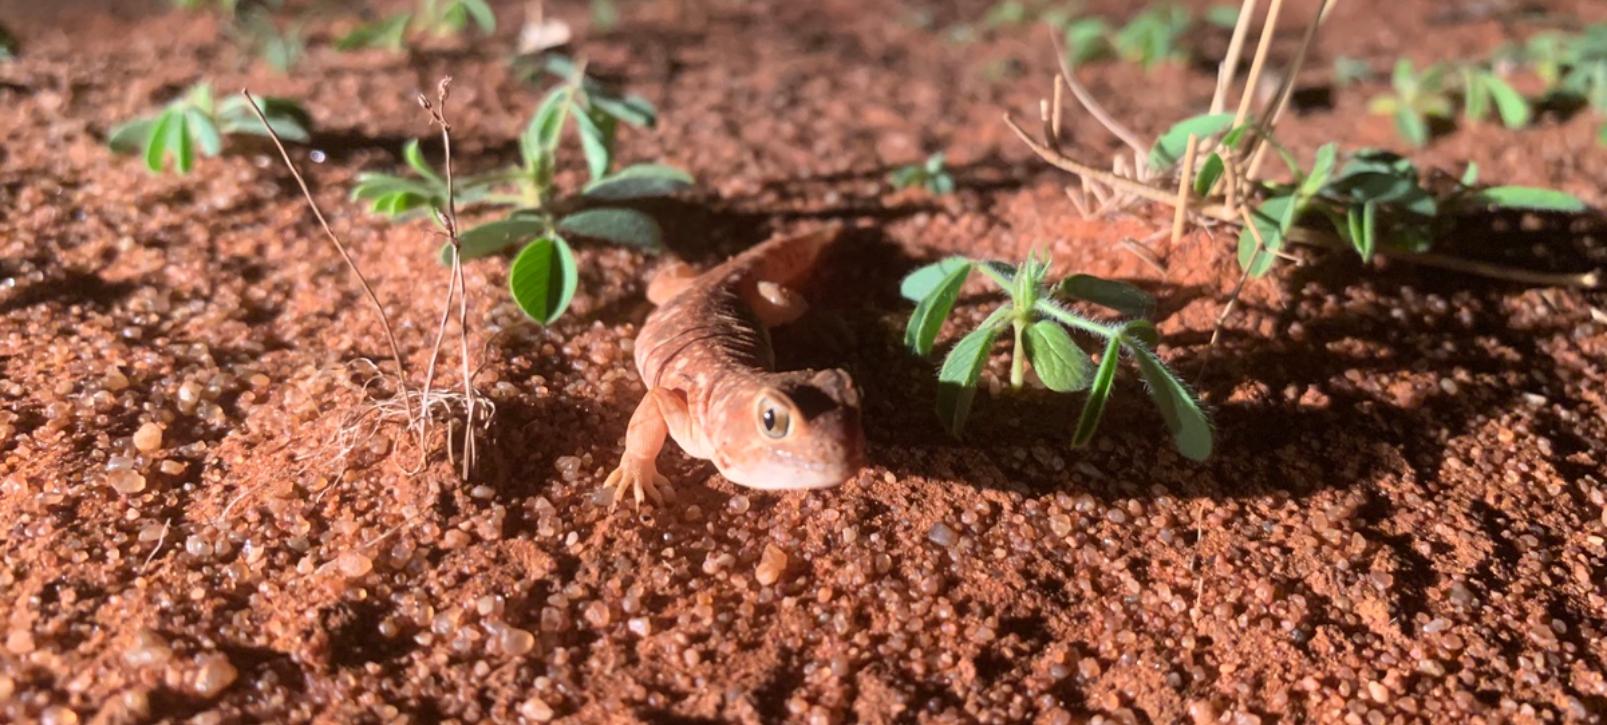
top-left (508, 235), bottom-right (578, 325)
top-left (1460, 162), bottom-right (1480, 187)
top-left (1149, 112), bottom-right (1236, 171)
top-left (900, 257), bottom-right (972, 302)
top-left (581, 163), bottom-right (694, 200)
top-left (904, 261), bottom-right (973, 356)
top-left (1127, 336), bottom-right (1212, 461)
top-left (1483, 73), bottom-right (1532, 128)
top-left (522, 88), bottom-right (570, 171)
top-left (336, 13), bottom-right (411, 50)
top-left (1123, 319), bottom-right (1160, 348)
top-left (1203, 4), bottom-right (1239, 28)
top-left (1466, 186), bottom-right (1587, 212)
top-left (935, 317), bottom-right (1004, 437)
top-left (1236, 195), bottom-right (1294, 277)
top-left (556, 207), bottom-right (663, 249)
top-left (590, 93), bottom-right (657, 128)
top-left (107, 116), bottom-right (159, 155)
top-left (143, 110), bottom-right (176, 172)
top-left (976, 261), bottom-right (1017, 289)
top-left (1057, 274), bottom-right (1155, 317)
top-left (170, 112), bottom-right (194, 173)
top-left (1462, 69), bottom-right (1491, 122)
top-left (1394, 108), bottom-right (1429, 147)
top-left (443, 218), bottom-right (550, 263)
top-left (1062, 18), bottom-right (1110, 67)
top-left (1347, 200), bottom-right (1377, 262)
top-left (217, 95), bottom-right (311, 141)
top-left (1022, 321), bottom-right (1092, 392)
top-left (1194, 152), bottom-right (1224, 197)
top-left (184, 108), bottom-right (222, 157)
top-left (1071, 335), bottom-right (1123, 448)
top-left (458, 0), bottom-right (497, 33)
top-left (401, 139), bottom-right (440, 184)
top-left (573, 107), bottom-right (615, 181)
top-left (1298, 143), bottom-right (1338, 199)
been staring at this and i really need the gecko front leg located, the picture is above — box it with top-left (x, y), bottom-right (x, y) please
top-left (604, 388), bottom-right (688, 508)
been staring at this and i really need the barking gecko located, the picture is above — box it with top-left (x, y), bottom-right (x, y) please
top-left (605, 227), bottom-right (866, 506)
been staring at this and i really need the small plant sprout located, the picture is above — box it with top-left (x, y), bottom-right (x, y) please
top-left (352, 55), bottom-right (691, 325)
top-left (888, 153), bottom-right (956, 195)
top-left (108, 82), bottom-right (310, 174)
top-left (337, 0), bottom-right (496, 51)
top-left (1111, 4), bottom-right (1191, 71)
top-left (1366, 59), bottom-right (1454, 147)
top-left (901, 252), bottom-right (1211, 461)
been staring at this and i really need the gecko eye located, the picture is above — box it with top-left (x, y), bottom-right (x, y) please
top-left (758, 393), bottom-right (797, 440)
top-left (760, 405), bottom-right (792, 439)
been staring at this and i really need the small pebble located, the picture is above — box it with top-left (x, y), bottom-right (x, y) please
top-left (133, 422), bottom-right (164, 453)
top-left (928, 522), bottom-right (958, 547)
top-left (337, 552), bottom-right (373, 578)
top-left (756, 544), bottom-right (788, 586)
top-left (193, 653), bottom-right (238, 697)
top-left (107, 469), bottom-right (147, 495)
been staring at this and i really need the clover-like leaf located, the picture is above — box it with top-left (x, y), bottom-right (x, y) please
top-left (899, 257), bottom-right (970, 302)
top-left (442, 217), bottom-right (550, 264)
top-left (1057, 274), bottom-right (1155, 318)
top-left (509, 235), bottom-right (578, 325)
top-left (936, 316), bottom-right (1005, 437)
top-left (1466, 186), bottom-right (1586, 212)
top-left (905, 261), bottom-right (974, 356)
top-left (1071, 335), bottom-right (1123, 448)
top-left (1126, 333), bottom-right (1212, 461)
top-left (581, 163), bottom-right (694, 200)
top-left (557, 207), bottom-right (663, 250)
top-left (1149, 112), bottom-right (1236, 172)
top-left (1022, 321), bottom-right (1092, 393)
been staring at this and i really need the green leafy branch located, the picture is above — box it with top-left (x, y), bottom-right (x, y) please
top-left (107, 82), bottom-right (311, 174)
top-left (901, 253), bottom-right (1211, 461)
top-left (351, 55), bottom-right (692, 325)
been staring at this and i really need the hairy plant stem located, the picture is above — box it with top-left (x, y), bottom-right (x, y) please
top-left (1010, 317), bottom-right (1027, 389)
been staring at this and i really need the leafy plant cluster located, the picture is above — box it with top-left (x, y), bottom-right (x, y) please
top-left (901, 253), bottom-right (1211, 461)
top-left (888, 153), bottom-right (956, 196)
top-left (107, 83), bottom-right (310, 174)
top-left (1148, 113), bottom-right (1586, 280)
top-left (1368, 22), bottom-right (1607, 147)
top-left (353, 56), bottom-right (692, 325)
top-left (1008, 2), bottom-right (1235, 70)
top-left (337, 0), bottom-right (495, 53)
top-left (171, 0), bottom-right (497, 72)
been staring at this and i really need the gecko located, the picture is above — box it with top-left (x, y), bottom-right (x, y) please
top-left (605, 226), bottom-right (866, 507)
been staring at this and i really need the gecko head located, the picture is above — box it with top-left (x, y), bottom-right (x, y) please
top-left (712, 369), bottom-right (865, 490)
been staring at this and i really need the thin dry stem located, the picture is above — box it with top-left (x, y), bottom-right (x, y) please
top-left (1172, 134), bottom-right (1200, 247)
top-left (1229, 0), bottom-right (1286, 168)
top-left (1050, 26), bottom-right (1149, 163)
top-left (1209, 0), bottom-right (1261, 116)
top-left (240, 90), bottom-right (419, 432)
top-left (1244, 0), bottom-right (1333, 180)
top-left (416, 77), bottom-right (482, 481)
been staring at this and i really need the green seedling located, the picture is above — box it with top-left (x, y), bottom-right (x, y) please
top-left (1112, 4), bottom-right (1191, 71)
top-left (1062, 17), bottom-right (1112, 67)
top-left (901, 252), bottom-right (1211, 461)
top-left (1367, 59), bottom-right (1454, 147)
top-left (352, 55), bottom-right (691, 325)
top-left (337, 0), bottom-right (495, 51)
top-left (1332, 57), bottom-right (1373, 87)
top-left (231, 6), bottom-right (305, 72)
top-left (888, 153), bottom-right (956, 196)
top-left (107, 82), bottom-right (310, 174)
top-left (1459, 66), bottom-right (1531, 128)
